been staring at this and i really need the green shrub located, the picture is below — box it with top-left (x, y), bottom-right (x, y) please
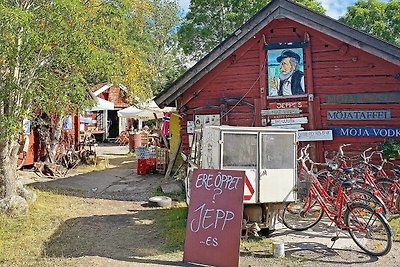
top-left (379, 139), bottom-right (400, 159)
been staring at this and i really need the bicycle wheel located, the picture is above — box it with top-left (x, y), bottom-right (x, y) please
top-left (376, 178), bottom-right (395, 197)
top-left (282, 196), bottom-right (324, 231)
top-left (345, 202), bottom-right (392, 256)
top-left (347, 187), bottom-right (388, 215)
top-left (375, 178), bottom-right (400, 213)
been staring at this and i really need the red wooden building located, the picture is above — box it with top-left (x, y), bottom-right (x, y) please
top-left (155, 0), bottom-right (400, 161)
top-left (83, 83), bottom-right (130, 141)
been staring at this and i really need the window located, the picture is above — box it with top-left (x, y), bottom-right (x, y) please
top-left (261, 134), bottom-right (294, 169)
top-left (222, 133), bottom-right (257, 168)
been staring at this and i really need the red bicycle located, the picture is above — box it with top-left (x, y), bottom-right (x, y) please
top-left (283, 145), bottom-right (393, 256)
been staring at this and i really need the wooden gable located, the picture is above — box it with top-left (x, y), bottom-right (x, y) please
top-left (155, 0), bottom-right (400, 159)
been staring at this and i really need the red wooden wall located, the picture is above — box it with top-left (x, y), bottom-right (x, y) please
top-left (177, 18), bottom-right (400, 161)
top-left (97, 85), bottom-right (129, 108)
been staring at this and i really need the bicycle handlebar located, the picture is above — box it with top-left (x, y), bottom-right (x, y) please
top-left (338, 143), bottom-right (351, 156)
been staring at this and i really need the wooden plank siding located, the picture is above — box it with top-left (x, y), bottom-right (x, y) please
top-left (178, 18), bottom-right (400, 158)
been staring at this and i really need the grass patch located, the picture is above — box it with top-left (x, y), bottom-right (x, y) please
top-left (390, 217), bottom-right (400, 240)
top-left (0, 189), bottom-right (88, 267)
top-left (241, 237), bottom-right (273, 252)
top-left (158, 205), bottom-right (188, 252)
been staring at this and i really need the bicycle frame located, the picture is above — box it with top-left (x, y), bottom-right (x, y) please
top-left (300, 166), bottom-right (362, 230)
top-left (358, 164), bottom-right (400, 213)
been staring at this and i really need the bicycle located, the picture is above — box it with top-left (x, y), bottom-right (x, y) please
top-left (348, 147), bottom-right (400, 216)
top-left (299, 145), bottom-right (387, 215)
top-left (282, 145), bottom-right (393, 256)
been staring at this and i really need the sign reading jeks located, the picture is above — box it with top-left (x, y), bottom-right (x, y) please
top-left (269, 101), bottom-right (307, 109)
top-left (325, 92), bottom-right (400, 104)
top-left (327, 110), bottom-right (391, 120)
top-left (331, 127), bottom-right (400, 138)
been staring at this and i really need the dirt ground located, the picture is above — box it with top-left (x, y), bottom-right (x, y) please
top-left (21, 144), bottom-right (400, 267)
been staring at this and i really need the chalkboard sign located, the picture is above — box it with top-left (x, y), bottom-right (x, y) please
top-left (183, 169), bottom-right (245, 267)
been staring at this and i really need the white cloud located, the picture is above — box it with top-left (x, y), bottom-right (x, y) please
top-left (319, 0), bottom-right (389, 19)
top-left (178, 0), bottom-right (190, 13)
top-left (319, 0), bottom-right (356, 19)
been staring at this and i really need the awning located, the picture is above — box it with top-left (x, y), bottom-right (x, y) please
top-left (117, 99), bottom-right (176, 120)
top-left (117, 106), bottom-right (144, 118)
top-left (89, 97), bottom-right (114, 111)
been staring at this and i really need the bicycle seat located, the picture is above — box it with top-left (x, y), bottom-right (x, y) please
top-left (327, 163), bottom-right (338, 171)
top-left (340, 179), bottom-right (354, 188)
top-left (370, 164), bottom-right (382, 172)
top-left (341, 167), bottom-right (354, 174)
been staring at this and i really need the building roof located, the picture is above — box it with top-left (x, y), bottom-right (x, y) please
top-left (154, 0), bottom-right (400, 108)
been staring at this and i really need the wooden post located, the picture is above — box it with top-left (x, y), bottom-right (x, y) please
top-left (314, 96), bottom-right (324, 162)
top-left (259, 35), bottom-right (267, 110)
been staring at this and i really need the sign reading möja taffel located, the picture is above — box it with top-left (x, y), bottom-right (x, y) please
top-left (327, 110), bottom-right (391, 120)
top-left (325, 92), bottom-right (400, 104)
top-left (330, 127), bottom-right (400, 138)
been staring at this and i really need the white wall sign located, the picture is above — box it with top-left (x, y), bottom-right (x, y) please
top-left (297, 130), bottom-right (333, 141)
top-left (270, 117), bottom-right (308, 126)
top-left (261, 108), bottom-right (301, 116)
top-left (194, 114), bottom-right (221, 127)
top-left (187, 121), bottom-right (194, 134)
top-left (270, 124), bottom-right (304, 130)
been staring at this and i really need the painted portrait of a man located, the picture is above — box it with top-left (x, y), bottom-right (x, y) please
top-left (268, 48), bottom-right (305, 97)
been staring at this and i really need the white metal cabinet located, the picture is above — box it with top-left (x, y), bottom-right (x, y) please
top-left (199, 126), bottom-right (297, 204)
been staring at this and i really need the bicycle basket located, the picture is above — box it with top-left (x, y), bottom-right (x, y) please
top-left (296, 172), bottom-right (312, 201)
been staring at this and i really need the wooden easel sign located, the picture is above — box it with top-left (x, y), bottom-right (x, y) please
top-left (183, 169), bottom-right (245, 267)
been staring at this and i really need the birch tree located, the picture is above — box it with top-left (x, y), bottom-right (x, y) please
top-left (0, 0), bottom-right (155, 213)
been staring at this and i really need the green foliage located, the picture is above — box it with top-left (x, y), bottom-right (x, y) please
top-left (379, 139), bottom-right (400, 159)
top-left (340, 0), bottom-right (400, 46)
top-left (136, 0), bottom-right (185, 95)
top-left (177, 0), bottom-right (326, 61)
top-left (0, 0), bottom-right (181, 138)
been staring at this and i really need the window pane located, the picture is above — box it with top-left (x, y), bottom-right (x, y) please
top-left (261, 134), bottom-right (294, 169)
top-left (222, 133), bottom-right (257, 168)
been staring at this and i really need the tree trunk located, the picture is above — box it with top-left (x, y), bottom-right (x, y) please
top-left (0, 139), bottom-right (36, 214)
top-left (49, 115), bottom-right (64, 163)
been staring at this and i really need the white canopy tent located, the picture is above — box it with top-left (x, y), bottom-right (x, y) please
top-left (117, 100), bottom-right (175, 120)
top-left (117, 100), bottom-right (175, 130)
top-left (117, 106), bottom-right (144, 118)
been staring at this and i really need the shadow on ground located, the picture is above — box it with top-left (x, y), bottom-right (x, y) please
top-left (29, 160), bottom-right (163, 202)
top-left (43, 207), bottom-right (187, 266)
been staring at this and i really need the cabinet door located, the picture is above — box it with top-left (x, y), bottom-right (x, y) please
top-left (259, 133), bottom-right (296, 203)
top-left (221, 132), bottom-right (258, 203)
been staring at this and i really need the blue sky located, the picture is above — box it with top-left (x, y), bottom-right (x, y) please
top-left (177, 0), bottom-right (389, 19)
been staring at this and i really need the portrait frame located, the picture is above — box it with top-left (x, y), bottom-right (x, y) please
top-left (267, 47), bottom-right (306, 98)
